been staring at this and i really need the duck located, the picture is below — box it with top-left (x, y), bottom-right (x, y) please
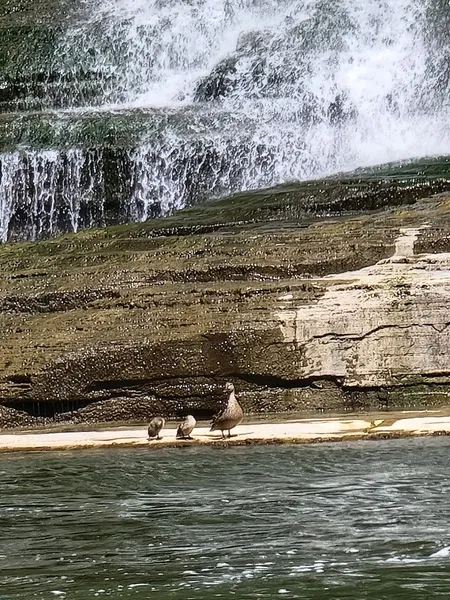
top-left (210, 382), bottom-right (243, 439)
top-left (148, 416), bottom-right (165, 440)
top-left (176, 415), bottom-right (196, 439)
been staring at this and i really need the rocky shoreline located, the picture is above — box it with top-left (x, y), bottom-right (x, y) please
top-left (2, 172), bottom-right (450, 428)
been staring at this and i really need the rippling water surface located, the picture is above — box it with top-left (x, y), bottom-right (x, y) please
top-left (1, 439), bottom-right (450, 598)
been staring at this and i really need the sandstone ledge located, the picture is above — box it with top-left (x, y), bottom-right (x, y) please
top-left (1, 413), bottom-right (450, 452)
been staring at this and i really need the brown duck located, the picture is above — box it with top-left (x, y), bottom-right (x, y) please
top-left (210, 382), bottom-right (243, 439)
top-left (176, 415), bottom-right (196, 439)
top-left (148, 416), bottom-right (165, 440)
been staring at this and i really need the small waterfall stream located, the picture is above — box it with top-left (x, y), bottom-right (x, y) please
top-left (1, 0), bottom-right (450, 241)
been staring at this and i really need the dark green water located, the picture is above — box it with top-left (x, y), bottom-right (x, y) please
top-left (1, 438), bottom-right (450, 599)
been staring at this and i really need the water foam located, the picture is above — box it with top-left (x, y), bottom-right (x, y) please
top-left (1, 0), bottom-right (450, 240)
top-left (430, 546), bottom-right (450, 558)
top-left (87, 0), bottom-right (450, 177)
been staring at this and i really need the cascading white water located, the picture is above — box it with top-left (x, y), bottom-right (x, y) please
top-left (92, 0), bottom-right (450, 175)
top-left (1, 0), bottom-right (450, 240)
top-left (0, 149), bottom-right (103, 242)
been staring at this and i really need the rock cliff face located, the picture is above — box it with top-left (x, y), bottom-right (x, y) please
top-left (1, 178), bottom-right (450, 428)
top-left (276, 229), bottom-right (450, 388)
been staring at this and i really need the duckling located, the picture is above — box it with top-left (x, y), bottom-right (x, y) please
top-left (148, 416), bottom-right (165, 440)
top-left (176, 415), bottom-right (196, 440)
top-left (210, 382), bottom-right (243, 439)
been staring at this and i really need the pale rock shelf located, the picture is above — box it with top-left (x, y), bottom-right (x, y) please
top-left (0, 413), bottom-right (450, 452)
top-left (275, 226), bottom-right (450, 388)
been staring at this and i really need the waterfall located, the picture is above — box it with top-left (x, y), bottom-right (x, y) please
top-left (1, 0), bottom-right (450, 241)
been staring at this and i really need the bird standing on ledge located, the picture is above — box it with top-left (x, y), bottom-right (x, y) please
top-left (148, 416), bottom-right (165, 440)
top-left (176, 415), bottom-right (196, 439)
top-left (210, 382), bottom-right (243, 439)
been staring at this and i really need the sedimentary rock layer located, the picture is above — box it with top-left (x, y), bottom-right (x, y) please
top-left (2, 184), bottom-right (450, 427)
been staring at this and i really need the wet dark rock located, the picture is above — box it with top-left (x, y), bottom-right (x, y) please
top-left (194, 57), bottom-right (239, 102)
top-left (193, 5), bottom-right (353, 107)
top-left (327, 94), bottom-right (358, 126)
top-left (0, 404), bottom-right (35, 429)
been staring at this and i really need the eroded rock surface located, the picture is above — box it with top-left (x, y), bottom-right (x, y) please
top-left (276, 232), bottom-right (450, 388)
top-left (2, 183), bottom-right (450, 428)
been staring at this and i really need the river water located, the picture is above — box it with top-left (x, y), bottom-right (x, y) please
top-left (1, 438), bottom-right (450, 598)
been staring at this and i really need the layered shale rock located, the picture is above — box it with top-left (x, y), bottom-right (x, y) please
top-left (276, 228), bottom-right (450, 394)
top-left (2, 178), bottom-right (450, 428)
